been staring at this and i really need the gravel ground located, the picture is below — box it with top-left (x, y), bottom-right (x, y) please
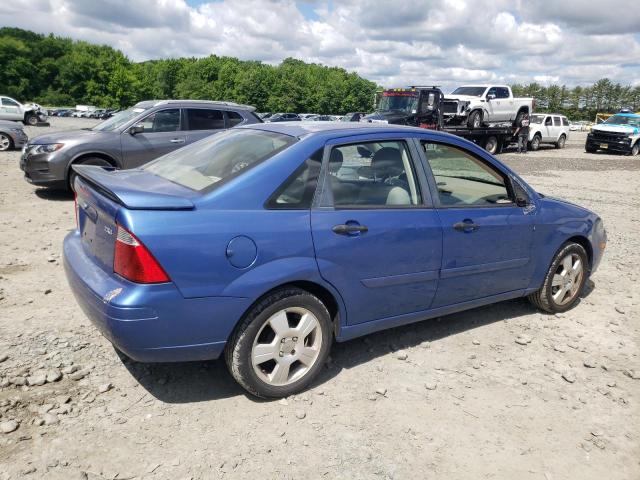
top-left (0, 117), bottom-right (638, 479)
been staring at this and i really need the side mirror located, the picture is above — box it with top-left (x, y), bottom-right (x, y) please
top-left (129, 124), bottom-right (144, 135)
top-left (486, 93), bottom-right (496, 100)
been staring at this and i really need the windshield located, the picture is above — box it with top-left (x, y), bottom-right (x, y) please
top-left (91, 107), bottom-right (148, 132)
top-left (451, 87), bottom-right (487, 97)
top-left (530, 115), bottom-right (545, 124)
top-left (143, 129), bottom-right (296, 191)
top-left (603, 115), bottom-right (640, 127)
top-left (377, 93), bottom-right (418, 113)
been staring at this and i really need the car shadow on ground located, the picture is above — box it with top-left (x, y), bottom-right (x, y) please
top-left (35, 188), bottom-right (73, 201)
top-left (119, 280), bottom-right (597, 404)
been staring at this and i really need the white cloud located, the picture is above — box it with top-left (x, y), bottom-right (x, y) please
top-left (0, 0), bottom-right (638, 91)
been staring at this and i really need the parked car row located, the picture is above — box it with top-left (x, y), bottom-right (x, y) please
top-left (48, 108), bottom-right (119, 119)
top-left (257, 112), bottom-right (361, 122)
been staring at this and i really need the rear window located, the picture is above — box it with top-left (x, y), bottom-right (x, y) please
top-left (227, 111), bottom-right (245, 127)
top-left (142, 129), bottom-right (296, 192)
top-left (562, 117), bottom-right (569, 126)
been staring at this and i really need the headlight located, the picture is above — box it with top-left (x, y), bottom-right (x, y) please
top-left (32, 143), bottom-right (64, 154)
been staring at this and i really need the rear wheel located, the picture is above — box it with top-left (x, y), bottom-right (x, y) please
top-left (528, 242), bottom-right (588, 313)
top-left (555, 134), bottom-right (566, 149)
top-left (225, 287), bottom-right (332, 398)
top-left (467, 110), bottom-right (483, 129)
top-left (0, 133), bottom-right (13, 151)
top-left (530, 134), bottom-right (541, 151)
top-left (68, 157), bottom-right (113, 191)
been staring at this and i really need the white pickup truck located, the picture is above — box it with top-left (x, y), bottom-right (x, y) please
top-left (442, 85), bottom-right (534, 129)
top-left (0, 96), bottom-right (46, 125)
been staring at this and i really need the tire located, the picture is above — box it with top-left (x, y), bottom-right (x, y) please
top-left (467, 110), bottom-right (483, 129)
top-left (555, 134), bottom-right (566, 149)
top-left (225, 287), bottom-right (332, 398)
top-left (528, 242), bottom-right (589, 313)
top-left (0, 133), bottom-right (13, 151)
top-left (530, 134), bottom-right (541, 151)
top-left (629, 142), bottom-right (640, 156)
top-left (24, 114), bottom-right (37, 126)
top-left (484, 136), bottom-right (499, 154)
top-left (68, 157), bottom-right (113, 191)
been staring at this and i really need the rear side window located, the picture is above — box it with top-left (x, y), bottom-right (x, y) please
top-left (553, 117), bottom-right (561, 126)
top-left (496, 87), bottom-right (510, 99)
top-left (143, 129), bottom-right (296, 192)
top-left (140, 109), bottom-right (180, 132)
top-left (227, 111), bottom-right (245, 127)
top-left (266, 149), bottom-right (322, 209)
top-left (562, 117), bottom-right (569, 126)
top-left (187, 109), bottom-right (224, 130)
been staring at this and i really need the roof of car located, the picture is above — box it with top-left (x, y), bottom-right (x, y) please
top-left (239, 120), bottom-right (457, 140)
top-left (133, 99), bottom-right (256, 111)
top-left (614, 112), bottom-right (640, 118)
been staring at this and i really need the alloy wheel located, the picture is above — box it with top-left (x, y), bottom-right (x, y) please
top-left (551, 253), bottom-right (584, 306)
top-left (0, 134), bottom-right (10, 151)
top-left (251, 307), bottom-right (323, 387)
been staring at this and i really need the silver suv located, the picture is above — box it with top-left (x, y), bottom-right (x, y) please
top-left (20, 99), bottom-right (261, 190)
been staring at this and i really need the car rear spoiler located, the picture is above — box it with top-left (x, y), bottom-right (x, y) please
top-left (72, 165), bottom-right (195, 210)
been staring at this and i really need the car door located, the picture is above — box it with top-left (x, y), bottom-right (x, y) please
top-left (496, 87), bottom-right (513, 121)
top-left (542, 116), bottom-right (553, 142)
top-left (419, 140), bottom-right (534, 307)
top-left (184, 108), bottom-right (226, 143)
top-left (552, 116), bottom-right (562, 141)
top-left (310, 135), bottom-right (443, 326)
top-left (0, 97), bottom-right (22, 121)
top-left (120, 108), bottom-right (184, 167)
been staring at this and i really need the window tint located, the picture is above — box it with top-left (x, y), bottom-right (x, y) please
top-left (422, 142), bottom-right (511, 207)
top-left (227, 111), bottom-right (245, 127)
top-left (140, 109), bottom-right (180, 133)
top-left (562, 117), bottom-right (569, 126)
top-left (553, 116), bottom-right (561, 126)
top-left (329, 141), bottom-right (421, 207)
top-left (2, 98), bottom-right (19, 107)
top-left (545, 117), bottom-right (553, 126)
top-left (267, 149), bottom-right (322, 209)
top-left (496, 87), bottom-right (510, 99)
top-left (187, 109), bottom-right (224, 130)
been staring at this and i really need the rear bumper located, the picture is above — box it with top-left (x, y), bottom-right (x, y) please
top-left (63, 231), bottom-right (250, 362)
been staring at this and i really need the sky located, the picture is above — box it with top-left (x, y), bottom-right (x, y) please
top-left (1, 0), bottom-right (639, 92)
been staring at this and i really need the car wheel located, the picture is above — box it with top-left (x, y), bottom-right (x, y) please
top-left (528, 242), bottom-right (589, 313)
top-left (555, 134), bottom-right (566, 149)
top-left (68, 157), bottom-right (113, 191)
top-left (467, 110), bottom-right (482, 129)
top-left (225, 287), bottom-right (332, 398)
top-left (630, 142), bottom-right (640, 156)
top-left (530, 134), bottom-right (541, 151)
top-left (484, 135), bottom-right (499, 154)
top-left (0, 133), bottom-right (13, 151)
top-left (24, 114), bottom-right (38, 126)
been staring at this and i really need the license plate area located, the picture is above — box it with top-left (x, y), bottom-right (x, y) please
top-left (600, 143), bottom-right (608, 149)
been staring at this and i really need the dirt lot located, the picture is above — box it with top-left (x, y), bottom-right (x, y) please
top-left (0, 118), bottom-right (638, 479)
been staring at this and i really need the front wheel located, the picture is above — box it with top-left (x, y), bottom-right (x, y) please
top-left (629, 142), bottom-right (640, 156)
top-left (68, 157), bottom-right (113, 191)
top-left (24, 114), bottom-right (38, 126)
top-left (484, 136), bottom-right (499, 154)
top-left (225, 288), bottom-right (332, 398)
top-left (0, 133), bottom-right (13, 151)
top-left (528, 242), bottom-right (588, 313)
top-left (530, 134), bottom-right (541, 151)
top-left (467, 110), bottom-right (483, 129)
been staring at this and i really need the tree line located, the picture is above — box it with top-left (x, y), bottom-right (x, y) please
top-left (1, 27), bottom-right (638, 120)
top-left (0, 27), bottom-right (376, 114)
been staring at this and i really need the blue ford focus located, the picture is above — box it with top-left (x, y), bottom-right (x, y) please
top-left (64, 122), bottom-right (606, 398)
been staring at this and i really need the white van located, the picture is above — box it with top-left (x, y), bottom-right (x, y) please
top-left (528, 114), bottom-right (570, 150)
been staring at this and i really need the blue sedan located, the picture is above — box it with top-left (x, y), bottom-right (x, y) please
top-left (64, 122), bottom-right (606, 398)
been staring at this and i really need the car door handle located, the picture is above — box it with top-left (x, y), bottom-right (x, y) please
top-left (170, 138), bottom-right (185, 144)
top-left (453, 220), bottom-right (479, 232)
top-left (332, 223), bottom-right (369, 235)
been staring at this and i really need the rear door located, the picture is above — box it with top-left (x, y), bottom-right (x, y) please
top-left (311, 135), bottom-right (443, 326)
top-left (418, 140), bottom-right (534, 307)
top-left (120, 108), bottom-right (184, 167)
top-left (184, 108), bottom-right (226, 143)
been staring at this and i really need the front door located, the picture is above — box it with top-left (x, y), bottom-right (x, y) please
top-left (420, 140), bottom-right (534, 307)
top-left (0, 97), bottom-right (22, 121)
top-left (120, 108), bottom-right (185, 168)
top-left (311, 137), bottom-right (443, 325)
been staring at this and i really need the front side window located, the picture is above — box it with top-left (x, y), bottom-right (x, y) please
top-left (2, 98), bottom-right (19, 107)
top-left (422, 142), bottom-right (511, 207)
top-left (545, 117), bottom-right (553, 126)
top-left (139, 109), bottom-right (180, 133)
top-left (186, 109), bottom-right (224, 130)
top-left (266, 149), bottom-right (322, 209)
top-left (328, 141), bottom-right (421, 207)
top-left (143, 129), bottom-right (296, 191)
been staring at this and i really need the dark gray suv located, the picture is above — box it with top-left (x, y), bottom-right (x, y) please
top-left (20, 99), bottom-right (261, 190)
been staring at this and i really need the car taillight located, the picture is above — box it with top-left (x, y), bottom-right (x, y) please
top-left (113, 224), bottom-right (170, 284)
